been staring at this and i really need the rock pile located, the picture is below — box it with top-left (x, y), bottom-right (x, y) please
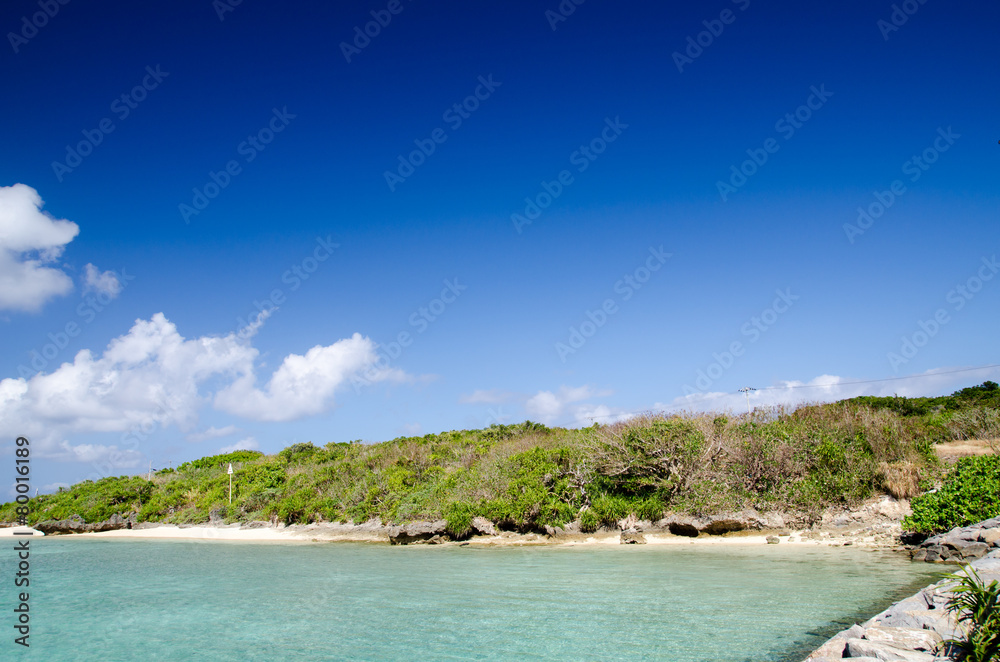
top-left (909, 517), bottom-right (1000, 563)
top-left (804, 517), bottom-right (1000, 661)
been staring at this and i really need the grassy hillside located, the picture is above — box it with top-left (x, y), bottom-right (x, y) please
top-left (3, 383), bottom-right (996, 535)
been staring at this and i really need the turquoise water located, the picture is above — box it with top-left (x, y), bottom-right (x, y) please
top-left (11, 539), bottom-right (939, 661)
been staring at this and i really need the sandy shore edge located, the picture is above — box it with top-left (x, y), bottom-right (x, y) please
top-left (0, 522), bottom-right (905, 548)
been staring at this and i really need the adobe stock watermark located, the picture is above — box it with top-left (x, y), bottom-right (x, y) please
top-left (233, 235), bottom-right (340, 339)
top-left (51, 66), bottom-right (170, 182)
top-left (179, 106), bottom-right (296, 224)
top-left (351, 278), bottom-right (467, 393)
top-left (843, 126), bottom-right (959, 244)
top-left (877, 0), bottom-right (929, 41)
top-left (887, 255), bottom-right (997, 372)
top-left (682, 288), bottom-right (798, 395)
top-left (7, 0), bottom-right (70, 53)
top-left (672, 0), bottom-right (751, 73)
top-left (716, 84), bottom-right (833, 201)
top-left (556, 246), bottom-right (670, 362)
top-left (340, 0), bottom-right (414, 63)
top-left (545, 0), bottom-right (587, 31)
top-left (213, 0), bottom-right (244, 21)
top-left (16, 269), bottom-right (135, 380)
top-left (384, 75), bottom-right (501, 192)
top-left (512, 116), bottom-right (628, 234)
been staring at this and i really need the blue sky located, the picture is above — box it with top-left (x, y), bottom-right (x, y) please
top-left (1, 0), bottom-right (998, 491)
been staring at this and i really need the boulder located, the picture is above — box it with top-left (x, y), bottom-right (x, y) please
top-left (766, 535), bottom-right (779, 544)
top-left (388, 520), bottom-right (450, 545)
top-left (962, 542), bottom-right (990, 559)
top-left (35, 515), bottom-right (86, 534)
top-left (620, 529), bottom-right (646, 544)
top-left (846, 638), bottom-right (935, 661)
top-left (909, 549), bottom-right (927, 562)
top-left (863, 626), bottom-right (941, 652)
top-left (470, 517), bottom-right (496, 536)
top-left (980, 527), bottom-right (1000, 545)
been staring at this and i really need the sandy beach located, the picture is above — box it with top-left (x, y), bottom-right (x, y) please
top-left (0, 522), bottom-right (900, 549)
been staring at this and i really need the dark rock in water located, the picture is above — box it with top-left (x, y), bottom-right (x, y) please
top-left (620, 529), bottom-right (646, 544)
top-left (388, 520), bottom-right (450, 545)
top-left (923, 549), bottom-right (941, 563)
top-left (910, 548), bottom-right (927, 562)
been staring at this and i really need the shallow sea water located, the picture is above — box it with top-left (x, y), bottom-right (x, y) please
top-left (11, 539), bottom-right (940, 661)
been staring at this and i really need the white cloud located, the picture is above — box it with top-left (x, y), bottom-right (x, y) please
top-left (219, 437), bottom-right (258, 454)
top-left (186, 425), bottom-right (240, 443)
top-left (81, 263), bottom-right (122, 299)
top-left (524, 385), bottom-right (613, 425)
top-left (215, 333), bottom-right (407, 422)
top-left (654, 367), bottom-right (1000, 415)
top-left (0, 184), bottom-right (79, 312)
top-left (0, 314), bottom-right (414, 464)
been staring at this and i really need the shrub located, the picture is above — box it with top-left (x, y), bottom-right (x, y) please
top-left (904, 455), bottom-right (1000, 534)
top-left (579, 508), bottom-right (600, 533)
top-left (943, 566), bottom-right (1000, 662)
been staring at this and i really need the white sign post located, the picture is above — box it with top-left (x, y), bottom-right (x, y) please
top-left (227, 463), bottom-right (233, 504)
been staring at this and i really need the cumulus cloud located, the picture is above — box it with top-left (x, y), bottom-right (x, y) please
top-left (81, 263), bottom-right (122, 299)
top-left (0, 314), bottom-right (412, 464)
top-left (219, 437), bottom-right (259, 454)
top-left (524, 385), bottom-right (614, 425)
top-left (215, 333), bottom-right (407, 422)
top-left (0, 183), bottom-right (79, 312)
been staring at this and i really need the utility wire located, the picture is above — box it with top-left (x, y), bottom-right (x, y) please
top-left (578, 363), bottom-right (1000, 423)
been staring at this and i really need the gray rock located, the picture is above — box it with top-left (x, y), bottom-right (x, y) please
top-left (470, 516), bottom-right (496, 536)
top-left (846, 638), bottom-right (935, 661)
top-left (544, 525), bottom-right (557, 538)
top-left (208, 508), bottom-right (226, 524)
top-left (620, 529), bottom-right (646, 544)
top-left (388, 520), bottom-right (450, 545)
top-left (863, 626), bottom-right (942, 652)
top-left (243, 520), bottom-right (273, 529)
top-left (909, 549), bottom-right (927, 562)
top-left (981, 527), bottom-right (1000, 545)
top-left (962, 542), bottom-right (990, 559)
top-left (766, 535), bottom-right (779, 544)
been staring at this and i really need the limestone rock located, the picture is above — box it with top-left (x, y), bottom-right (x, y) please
top-left (863, 626), bottom-right (942, 652)
top-left (388, 520), bottom-right (450, 545)
top-left (961, 541), bottom-right (990, 559)
top-left (766, 535), bottom-right (779, 544)
top-left (620, 529), bottom-right (646, 544)
top-left (981, 527), bottom-right (1000, 545)
top-left (846, 638), bottom-right (935, 661)
top-left (470, 516), bottom-right (496, 536)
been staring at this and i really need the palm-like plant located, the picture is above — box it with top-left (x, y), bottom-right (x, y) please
top-left (943, 566), bottom-right (1000, 661)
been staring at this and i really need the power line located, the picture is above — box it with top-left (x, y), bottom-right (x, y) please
top-left (579, 363), bottom-right (1000, 423)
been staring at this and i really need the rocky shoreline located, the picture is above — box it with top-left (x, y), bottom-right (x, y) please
top-left (15, 495), bottom-right (916, 549)
top-left (803, 517), bottom-right (1000, 661)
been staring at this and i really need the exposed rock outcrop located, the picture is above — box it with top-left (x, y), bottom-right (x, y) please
top-left (35, 512), bottom-right (136, 535)
top-left (387, 520), bottom-right (450, 545)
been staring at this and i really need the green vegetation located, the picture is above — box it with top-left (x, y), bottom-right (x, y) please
top-left (3, 383), bottom-right (997, 535)
top-left (943, 566), bottom-right (1000, 662)
top-left (903, 456), bottom-right (1000, 534)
